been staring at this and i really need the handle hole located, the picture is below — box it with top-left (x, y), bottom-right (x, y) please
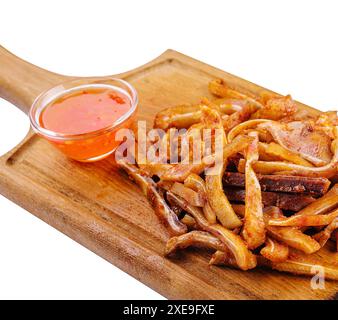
top-left (0, 98), bottom-right (30, 157)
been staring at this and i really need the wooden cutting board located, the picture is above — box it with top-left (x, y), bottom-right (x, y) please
top-left (0, 46), bottom-right (337, 300)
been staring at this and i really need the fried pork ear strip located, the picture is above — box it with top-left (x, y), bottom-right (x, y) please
top-left (260, 237), bottom-right (289, 263)
top-left (258, 142), bottom-right (314, 167)
top-left (294, 184), bottom-right (338, 217)
top-left (205, 135), bottom-right (251, 229)
top-left (184, 174), bottom-right (217, 224)
top-left (264, 207), bottom-right (321, 254)
top-left (161, 133), bottom-right (252, 181)
top-left (313, 218), bottom-right (338, 248)
top-left (268, 208), bottom-right (338, 227)
top-left (237, 126), bottom-right (338, 178)
top-left (165, 231), bottom-right (228, 256)
top-left (210, 249), bottom-right (338, 281)
top-left (139, 163), bottom-right (174, 179)
top-left (223, 172), bottom-right (330, 196)
top-left (238, 159), bottom-right (338, 179)
top-left (166, 194), bottom-right (183, 216)
top-left (227, 119), bottom-right (314, 166)
top-left (258, 121), bottom-right (333, 166)
top-left (166, 192), bottom-right (257, 270)
top-left (206, 171), bottom-right (243, 229)
top-left (242, 132), bottom-right (266, 249)
top-left (208, 79), bottom-right (263, 109)
top-left (117, 160), bottom-right (187, 236)
top-left (209, 250), bottom-right (237, 267)
top-left (237, 142), bottom-right (338, 179)
top-left (251, 95), bottom-right (297, 121)
top-left (223, 103), bottom-right (259, 132)
top-left (202, 106), bottom-right (243, 229)
top-left (180, 214), bottom-right (197, 229)
top-left (227, 119), bottom-right (271, 142)
top-left (257, 251), bottom-right (338, 281)
top-left (205, 80), bottom-right (262, 132)
top-left (200, 97), bottom-right (244, 114)
top-left (224, 187), bottom-right (316, 212)
top-left (170, 182), bottom-right (206, 207)
top-left (154, 104), bottom-right (202, 130)
top-left (153, 98), bottom-right (247, 130)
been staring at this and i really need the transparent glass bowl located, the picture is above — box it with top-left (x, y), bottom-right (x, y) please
top-left (29, 77), bottom-right (138, 162)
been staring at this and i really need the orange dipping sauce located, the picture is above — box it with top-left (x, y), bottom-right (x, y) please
top-left (41, 89), bottom-right (131, 135)
top-left (30, 80), bottom-right (138, 162)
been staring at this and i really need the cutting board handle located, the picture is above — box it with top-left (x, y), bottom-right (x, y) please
top-left (0, 46), bottom-right (68, 114)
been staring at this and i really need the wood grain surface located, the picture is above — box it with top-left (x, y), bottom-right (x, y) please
top-left (0, 46), bottom-right (337, 300)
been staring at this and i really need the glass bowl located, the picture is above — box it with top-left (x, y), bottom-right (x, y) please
top-left (29, 77), bottom-right (138, 162)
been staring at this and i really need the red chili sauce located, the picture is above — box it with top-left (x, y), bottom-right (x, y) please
top-left (40, 87), bottom-right (134, 161)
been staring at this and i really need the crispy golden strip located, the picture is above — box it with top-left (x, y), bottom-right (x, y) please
top-left (180, 214), bottom-right (197, 229)
top-left (170, 182), bottom-right (206, 207)
top-left (200, 105), bottom-right (226, 131)
top-left (198, 107), bottom-right (238, 224)
top-left (206, 173), bottom-right (242, 228)
top-left (203, 136), bottom-right (252, 229)
top-left (209, 250), bottom-right (237, 267)
top-left (167, 199), bottom-right (183, 216)
top-left (222, 172), bottom-right (330, 195)
top-left (184, 174), bottom-right (217, 224)
top-left (227, 119), bottom-right (271, 142)
top-left (237, 147), bottom-right (338, 178)
top-left (162, 135), bottom-right (252, 182)
top-left (295, 184), bottom-right (338, 217)
top-left (223, 104), bottom-right (259, 132)
top-left (135, 136), bottom-right (175, 178)
top-left (259, 142), bottom-right (314, 167)
top-left (256, 128), bottom-right (274, 143)
top-left (260, 237), bottom-right (289, 263)
top-left (264, 207), bottom-right (321, 254)
top-left (117, 160), bottom-right (187, 235)
top-left (268, 208), bottom-right (338, 227)
top-left (313, 218), bottom-right (338, 248)
top-left (212, 250), bottom-right (338, 281)
top-left (184, 174), bottom-right (206, 191)
top-left (157, 180), bottom-right (174, 191)
top-left (257, 253), bottom-right (338, 281)
top-left (165, 231), bottom-right (228, 256)
top-left (242, 132), bottom-right (266, 249)
top-left (139, 163), bottom-right (174, 178)
top-left (258, 121), bottom-right (333, 166)
top-left (202, 204), bottom-right (218, 224)
top-left (202, 106), bottom-right (243, 229)
top-left (161, 162), bottom-right (206, 182)
top-left (201, 97), bottom-right (244, 115)
top-left (238, 159), bottom-right (337, 178)
top-left (200, 104), bottom-right (225, 153)
top-left (154, 104), bottom-right (202, 130)
top-left (153, 96), bottom-right (248, 131)
top-left (208, 79), bottom-right (263, 109)
top-left (251, 95), bottom-right (297, 121)
top-left (257, 143), bottom-right (279, 161)
top-left (237, 127), bottom-right (338, 177)
top-left (167, 192), bottom-right (257, 270)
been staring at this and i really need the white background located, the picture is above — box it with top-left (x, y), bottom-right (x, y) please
top-left (0, 0), bottom-right (337, 300)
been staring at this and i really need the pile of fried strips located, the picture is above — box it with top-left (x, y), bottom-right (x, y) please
top-left (118, 79), bottom-right (338, 280)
